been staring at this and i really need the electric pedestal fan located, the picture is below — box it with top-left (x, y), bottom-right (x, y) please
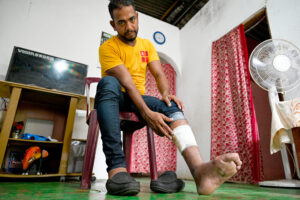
top-left (249, 39), bottom-right (300, 187)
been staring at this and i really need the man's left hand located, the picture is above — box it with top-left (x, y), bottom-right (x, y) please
top-left (162, 94), bottom-right (184, 111)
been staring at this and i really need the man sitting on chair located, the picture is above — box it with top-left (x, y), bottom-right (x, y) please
top-left (95, 0), bottom-right (242, 196)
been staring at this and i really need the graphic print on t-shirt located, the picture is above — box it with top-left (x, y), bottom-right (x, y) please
top-left (140, 51), bottom-right (148, 63)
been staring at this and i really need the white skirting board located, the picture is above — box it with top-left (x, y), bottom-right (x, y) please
top-left (259, 179), bottom-right (300, 188)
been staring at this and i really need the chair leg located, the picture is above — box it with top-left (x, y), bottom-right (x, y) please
top-left (81, 110), bottom-right (100, 189)
top-left (147, 127), bottom-right (158, 180)
top-left (123, 131), bottom-right (133, 173)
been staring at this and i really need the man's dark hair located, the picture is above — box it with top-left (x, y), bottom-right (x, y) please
top-left (109, 0), bottom-right (136, 19)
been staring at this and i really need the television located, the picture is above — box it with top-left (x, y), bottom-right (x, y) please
top-left (5, 46), bottom-right (88, 95)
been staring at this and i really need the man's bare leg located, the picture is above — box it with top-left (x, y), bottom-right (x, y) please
top-left (170, 120), bottom-right (242, 195)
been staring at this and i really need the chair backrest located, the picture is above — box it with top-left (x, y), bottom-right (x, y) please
top-left (85, 77), bottom-right (101, 120)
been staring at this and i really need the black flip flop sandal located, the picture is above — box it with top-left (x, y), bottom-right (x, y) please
top-left (150, 171), bottom-right (185, 193)
top-left (106, 172), bottom-right (140, 196)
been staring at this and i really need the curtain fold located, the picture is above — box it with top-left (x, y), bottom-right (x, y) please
top-left (211, 24), bottom-right (263, 183)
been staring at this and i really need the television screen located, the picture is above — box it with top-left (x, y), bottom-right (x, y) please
top-left (5, 47), bottom-right (88, 95)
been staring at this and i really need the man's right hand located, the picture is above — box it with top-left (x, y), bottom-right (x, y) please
top-left (142, 110), bottom-right (174, 140)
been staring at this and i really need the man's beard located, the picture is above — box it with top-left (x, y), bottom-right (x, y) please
top-left (121, 30), bottom-right (138, 42)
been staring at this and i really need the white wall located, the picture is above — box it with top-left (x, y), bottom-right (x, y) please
top-left (177, 0), bottom-right (265, 179)
top-left (266, 0), bottom-right (300, 100)
top-left (177, 0), bottom-right (300, 179)
top-left (138, 13), bottom-right (181, 74)
top-left (0, 0), bottom-right (180, 179)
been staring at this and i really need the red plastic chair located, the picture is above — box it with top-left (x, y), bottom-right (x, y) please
top-left (80, 77), bottom-right (158, 189)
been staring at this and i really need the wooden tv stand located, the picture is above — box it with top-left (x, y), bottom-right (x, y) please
top-left (0, 81), bottom-right (88, 179)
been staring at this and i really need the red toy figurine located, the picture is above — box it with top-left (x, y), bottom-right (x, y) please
top-left (23, 146), bottom-right (49, 175)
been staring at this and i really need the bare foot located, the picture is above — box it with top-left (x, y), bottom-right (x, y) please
top-left (192, 153), bottom-right (242, 195)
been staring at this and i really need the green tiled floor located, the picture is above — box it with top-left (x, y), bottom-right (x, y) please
top-left (0, 178), bottom-right (300, 200)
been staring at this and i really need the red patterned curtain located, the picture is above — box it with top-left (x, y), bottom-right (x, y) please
top-left (129, 63), bottom-right (177, 173)
top-left (211, 24), bottom-right (263, 183)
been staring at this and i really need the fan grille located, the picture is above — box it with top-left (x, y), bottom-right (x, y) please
top-left (249, 39), bottom-right (300, 93)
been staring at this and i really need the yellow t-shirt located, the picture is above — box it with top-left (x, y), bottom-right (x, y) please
top-left (99, 36), bottom-right (159, 95)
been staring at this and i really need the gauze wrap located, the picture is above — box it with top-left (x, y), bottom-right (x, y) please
top-left (172, 125), bottom-right (197, 152)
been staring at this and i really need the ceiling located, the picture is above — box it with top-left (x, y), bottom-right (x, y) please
top-left (134, 0), bottom-right (270, 41)
top-left (134, 0), bottom-right (209, 29)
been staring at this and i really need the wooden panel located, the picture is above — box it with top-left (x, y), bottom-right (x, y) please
top-left (59, 97), bottom-right (78, 174)
top-left (21, 89), bottom-right (70, 108)
top-left (77, 97), bottom-right (94, 111)
top-left (0, 80), bottom-right (84, 98)
top-left (0, 81), bottom-right (85, 178)
top-left (14, 101), bottom-right (68, 141)
top-left (0, 174), bottom-right (65, 178)
top-left (2, 143), bottom-right (62, 174)
top-left (0, 87), bottom-right (22, 168)
top-left (292, 127), bottom-right (300, 173)
top-left (66, 173), bottom-right (83, 177)
top-left (0, 80), bottom-right (87, 110)
top-left (8, 138), bottom-right (63, 145)
top-left (0, 84), bottom-right (11, 98)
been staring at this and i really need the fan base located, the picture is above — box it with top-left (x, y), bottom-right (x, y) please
top-left (259, 179), bottom-right (300, 188)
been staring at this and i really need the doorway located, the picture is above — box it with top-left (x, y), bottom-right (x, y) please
top-left (243, 9), bottom-right (285, 181)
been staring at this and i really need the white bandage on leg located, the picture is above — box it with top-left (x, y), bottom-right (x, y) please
top-left (172, 125), bottom-right (197, 153)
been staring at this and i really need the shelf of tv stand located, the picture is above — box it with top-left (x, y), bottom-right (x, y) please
top-left (8, 138), bottom-right (63, 145)
top-left (0, 172), bottom-right (89, 178)
top-left (0, 173), bottom-right (66, 178)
